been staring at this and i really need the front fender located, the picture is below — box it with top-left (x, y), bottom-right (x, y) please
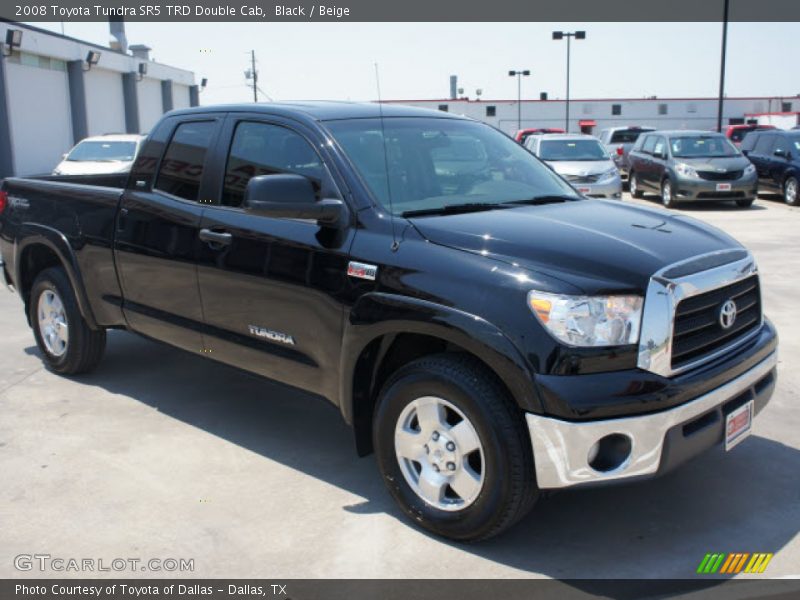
top-left (15, 223), bottom-right (99, 329)
top-left (339, 292), bottom-right (542, 424)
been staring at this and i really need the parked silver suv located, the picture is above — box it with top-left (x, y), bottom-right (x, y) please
top-left (525, 134), bottom-right (622, 198)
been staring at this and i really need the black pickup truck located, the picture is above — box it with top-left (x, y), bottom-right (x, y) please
top-left (0, 103), bottom-right (778, 541)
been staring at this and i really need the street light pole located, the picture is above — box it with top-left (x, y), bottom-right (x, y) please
top-left (552, 30), bottom-right (586, 133)
top-left (508, 69), bottom-right (530, 132)
top-left (716, 0), bottom-right (730, 132)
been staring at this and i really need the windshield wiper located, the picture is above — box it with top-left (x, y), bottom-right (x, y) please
top-left (502, 194), bottom-right (576, 206)
top-left (401, 203), bottom-right (511, 217)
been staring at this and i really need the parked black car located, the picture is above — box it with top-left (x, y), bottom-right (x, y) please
top-left (0, 103), bottom-right (778, 541)
top-left (628, 131), bottom-right (758, 208)
top-left (741, 129), bottom-right (800, 206)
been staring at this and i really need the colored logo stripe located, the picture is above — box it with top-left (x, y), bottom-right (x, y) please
top-left (697, 553), bottom-right (773, 574)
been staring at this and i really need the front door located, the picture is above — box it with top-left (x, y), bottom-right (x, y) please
top-left (115, 117), bottom-right (221, 353)
top-left (195, 116), bottom-right (355, 399)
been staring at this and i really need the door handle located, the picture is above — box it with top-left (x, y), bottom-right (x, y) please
top-left (199, 228), bottom-right (233, 246)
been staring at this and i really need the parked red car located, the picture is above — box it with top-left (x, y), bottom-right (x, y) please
top-left (515, 128), bottom-right (565, 144)
top-left (725, 124), bottom-right (775, 146)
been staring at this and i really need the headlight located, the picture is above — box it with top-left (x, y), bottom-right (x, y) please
top-left (675, 163), bottom-right (698, 178)
top-left (744, 163), bottom-right (756, 176)
top-left (528, 291), bottom-right (643, 347)
top-left (597, 168), bottom-right (619, 182)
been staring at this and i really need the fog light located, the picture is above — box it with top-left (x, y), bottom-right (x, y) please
top-left (588, 433), bottom-right (632, 473)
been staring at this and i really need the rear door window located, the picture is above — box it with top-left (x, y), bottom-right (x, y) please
top-left (641, 135), bottom-right (657, 155)
top-left (740, 133), bottom-right (759, 152)
top-left (154, 121), bottom-right (216, 201)
top-left (753, 134), bottom-right (776, 156)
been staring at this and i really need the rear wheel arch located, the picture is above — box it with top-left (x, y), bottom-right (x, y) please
top-left (17, 235), bottom-right (98, 330)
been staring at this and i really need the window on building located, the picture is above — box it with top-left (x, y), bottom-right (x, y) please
top-left (222, 121), bottom-right (328, 208)
top-left (611, 104), bottom-right (622, 116)
top-left (485, 105), bottom-right (496, 117)
top-left (658, 104), bottom-right (668, 115)
top-left (155, 121), bottom-right (216, 201)
top-left (438, 104), bottom-right (449, 112)
top-left (782, 102), bottom-right (793, 112)
top-left (687, 103), bottom-right (698, 113)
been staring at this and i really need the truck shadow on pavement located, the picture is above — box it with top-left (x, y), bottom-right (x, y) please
top-left (34, 329), bottom-right (800, 582)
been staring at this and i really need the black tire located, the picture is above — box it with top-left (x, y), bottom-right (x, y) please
top-left (784, 176), bottom-right (799, 206)
top-left (661, 177), bottom-right (679, 208)
top-left (29, 267), bottom-right (106, 375)
top-left (735, 198), bottom-right (755, 208)
top-left (629, 171), bottom-right (644, 198)
top-left (373, 353), bottom-right (538, 542)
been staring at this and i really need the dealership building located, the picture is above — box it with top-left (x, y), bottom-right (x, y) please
top-left (394, 95), bottom-right (800, 136)
top-left (0, 22), bottom-right (200, 177)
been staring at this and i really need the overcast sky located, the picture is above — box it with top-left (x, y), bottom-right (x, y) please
top-left (31, 21), bottom-right (800, 104)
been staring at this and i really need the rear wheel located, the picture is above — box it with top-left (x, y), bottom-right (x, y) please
top-left (629, 171), bottom-right (643, 198)
top-left (661, 177), bottom-right (679, 208)
top-left (784, 176), bottom-right (799, 206)
top-left (373, 354), bottom-right (538, 542)
top-left (29, 267), bottom-right (106, 375)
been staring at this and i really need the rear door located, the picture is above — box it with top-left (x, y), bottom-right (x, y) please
top-left (115, 116), bottom-right (222, 352)
top-left (195, 114), bottom-right (355, 399)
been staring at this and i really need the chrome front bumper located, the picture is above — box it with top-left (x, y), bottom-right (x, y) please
top-left (526, 351), bottom-right (777, 489)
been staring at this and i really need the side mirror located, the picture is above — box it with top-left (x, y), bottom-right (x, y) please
top-left (243, 174), bottom-right (346, 227)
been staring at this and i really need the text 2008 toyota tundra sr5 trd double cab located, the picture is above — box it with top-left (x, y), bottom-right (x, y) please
top-left (0, 103), bottom-right (778, 541)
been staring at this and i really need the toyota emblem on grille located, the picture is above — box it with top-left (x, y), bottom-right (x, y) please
top-left (719, 299), bottom-right (738, 330)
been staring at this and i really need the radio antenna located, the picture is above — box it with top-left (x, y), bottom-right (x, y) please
top-left (374, 62), bottom-right (399, 252)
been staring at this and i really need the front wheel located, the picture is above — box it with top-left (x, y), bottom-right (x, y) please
top-left (661, 178), bottom-right (679, 208)
top-left (785, 176), bottom-right (799, 206)
top-left (29, 267), bottom-right (106, 375)
top-left (736, 198), bottom-right (755, 208)
top-left (373, 354), bottom-right (538, 542)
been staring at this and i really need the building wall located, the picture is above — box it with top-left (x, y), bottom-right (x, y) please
top-left (5, 59), bottom-right (72, 175)
top-left (400, 97), bottom-right (799, 135)
top-left (138, 77), bottom-right (163, 133)
top-left (173, 83), bottom-right (191, 110)
top-left (85, 67), bottom-right (126, 135)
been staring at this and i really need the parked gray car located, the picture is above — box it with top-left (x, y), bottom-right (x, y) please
top-left (627, 131), bottom-right (758, 208)
top-left (525, 134), bottom-right (622, 198)
top-left (597, 126), bottom-right (655, 182)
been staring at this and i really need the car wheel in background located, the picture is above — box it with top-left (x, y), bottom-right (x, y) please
top-left (784, 177), bottom-right (799, 206)
top-left (29, 267), bottom-right (106, 375)
top-left (736, 198), bottom-right (755, 208)
top-left (373, 353), bottom-right (538, 542)
top-left (661, 178), bottom-right (678, 208)
top-left (629, 172), bottom-right (643, 198)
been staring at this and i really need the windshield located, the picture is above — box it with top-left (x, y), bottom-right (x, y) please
top-left (538, 139), bottom-right (610, 161)
top-left (325, 118), bottom-right (579, 215)
top-left (670, 136), bottom-right (740, 158)
top-left (67, 140), bottom-right (137, 162)
top-left (610, 129), bottom-right (651, 144)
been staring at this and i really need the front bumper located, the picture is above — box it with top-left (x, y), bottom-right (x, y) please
top-left (673, 173), bottom-right (758, 202)
top-left (526, 350), bottom-right (777, 489)
top-left (572, 178), bottom-right (623, 199)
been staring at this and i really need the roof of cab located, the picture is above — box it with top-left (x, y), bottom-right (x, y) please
top-left (166, 101), bottom-right (466, 122)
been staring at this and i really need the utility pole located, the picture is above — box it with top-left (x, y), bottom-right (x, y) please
top-left (716, 0), bottom-right (729, 132)
top-left (508, 70), bottom-right (530, 132)
top-left (250, 50), bottom-right (258, 103)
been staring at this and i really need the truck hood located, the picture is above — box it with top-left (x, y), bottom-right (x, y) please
top-left (408, 200), bottom-right (742, 294)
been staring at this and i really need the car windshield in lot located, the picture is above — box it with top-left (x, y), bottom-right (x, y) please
top-left (67, 141), bottom-right (137, 162)
top-left (609, 129), bottom-right (649, 144)
top-left (670, 136), bottom-right (740, 158)
top-left (539, 139), bottom-right (610, 161)
top-left (325, 117), bottom-right (579, 215)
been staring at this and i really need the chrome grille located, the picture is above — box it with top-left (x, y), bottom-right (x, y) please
top-left (564, 173), bottom-right (600, 184)
top-left (671, 275), bottom-right (761, 370)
